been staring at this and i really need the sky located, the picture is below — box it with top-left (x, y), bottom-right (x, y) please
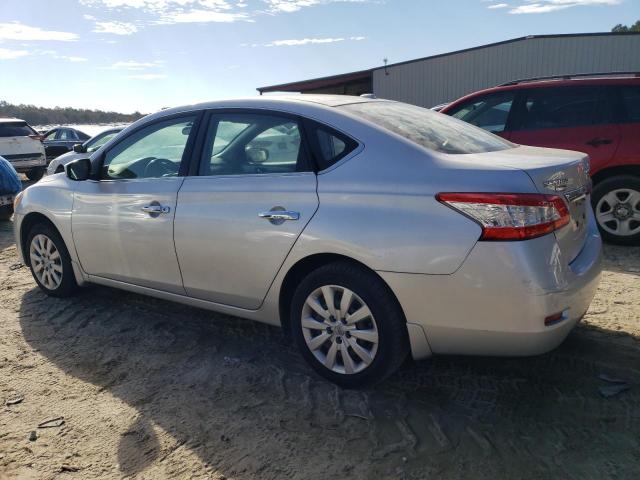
top-left (0, 0), bottom-right (638, 113)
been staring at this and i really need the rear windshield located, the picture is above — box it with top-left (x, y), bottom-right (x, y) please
top-left (340, 102), bottom-right (514, 154)
top-left (0, 122), bottom-right (36, 138)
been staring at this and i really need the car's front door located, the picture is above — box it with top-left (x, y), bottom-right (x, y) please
top-left (446, 90), bottom-right (516, 140)
top-left (174, 111), bottom-right (319, 309)
top-left (72, 114), bottom-right (199, 294)
top-left (508, 86), bottom-right (621, 170)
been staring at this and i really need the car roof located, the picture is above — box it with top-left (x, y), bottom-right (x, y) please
top-left (0, 118), bottom-right (27, 123)
top-left (141, 95), bottom-right (388, 127)
top-left (441, 76), bottom-right (640, 112)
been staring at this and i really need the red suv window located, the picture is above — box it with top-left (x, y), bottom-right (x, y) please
top-left (512, 86), bottom-right (612, 131)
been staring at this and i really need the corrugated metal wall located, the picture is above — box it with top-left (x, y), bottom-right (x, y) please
top-left (372, 34), bottom-right (640, 108)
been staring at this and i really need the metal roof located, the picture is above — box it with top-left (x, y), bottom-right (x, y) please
top-left (257, 32), bottom-right (640, 94)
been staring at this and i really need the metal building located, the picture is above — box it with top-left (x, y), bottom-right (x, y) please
top-left (257, 32), bottom-right (640, 108)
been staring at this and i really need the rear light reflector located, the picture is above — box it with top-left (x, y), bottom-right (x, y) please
top-left (544, 311), bottom-right (565, 326)
top-left (436, 192), bottom-right (570, 241)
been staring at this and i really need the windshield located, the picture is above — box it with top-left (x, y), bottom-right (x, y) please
top-left (0, 122), bottom-right (37, 138)
top-left (340, 102), bottom-right (514, 154)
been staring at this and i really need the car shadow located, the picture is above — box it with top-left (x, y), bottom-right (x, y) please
top-left (602, 244), bottom-right (640, 277)
top-left (17, 283), bottom-right (640, 479)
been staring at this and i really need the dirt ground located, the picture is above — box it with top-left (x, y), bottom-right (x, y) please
top-left (1, 208), bottom-right (639, 479)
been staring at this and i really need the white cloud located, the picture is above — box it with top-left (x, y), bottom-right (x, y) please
top-left (508, 0), bottom-right (620, 14)
top-left (0, 47), bottom-right (87, 62)
top-left (80, 0), bottom-right (372, 26)
top-left (92, 21), bottom-right (138, 35)
top-left (128, 73), bottom-right (167, 80)
top-left (487, 3), bottom-right (509, 8)
top-left (0, 22), bottom-right (78, 41)
top-left (254, 35), bottom-right (365, 46)
top-left (0, 47), bottom-right (29, 60)
top-left (163, 9), bottom-right (248, 22)
top-left (108, 60), bottom-right (164, 69)
top-left (263, 0), bottom-right (368, 13)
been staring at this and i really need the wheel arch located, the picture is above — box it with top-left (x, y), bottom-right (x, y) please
top-left (20, 212), bottom-right (61, 264)
top-left (592, 165), bottom-right (640, 185)
top-left (278, 253), bottom-right (407, 335)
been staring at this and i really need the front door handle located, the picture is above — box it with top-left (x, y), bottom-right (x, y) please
top-left (586, 138), bottom-right (613, 148)
top-left (141, 204), bottom-right (171, 215)
top-left (258, 208), bottom-right (300, 225)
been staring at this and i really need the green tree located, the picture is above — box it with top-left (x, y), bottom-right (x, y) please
top-left (612, 20), bottom-right (640, 33)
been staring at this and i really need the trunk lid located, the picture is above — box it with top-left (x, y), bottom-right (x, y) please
top-left (0, 136), bottom-right (43, 156)
top-left (485, 145), bottom-right (591, 262)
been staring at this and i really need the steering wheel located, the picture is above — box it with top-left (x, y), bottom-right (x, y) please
top-left (143, 158), bottom-right (178, 177)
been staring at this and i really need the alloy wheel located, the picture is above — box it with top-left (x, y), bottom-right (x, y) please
top-left (301, 285), bottom-right (379, 375)
top-left (29, 234), bottom-right (63, 290)
top-left (595, 188), bottom-right (640, 237)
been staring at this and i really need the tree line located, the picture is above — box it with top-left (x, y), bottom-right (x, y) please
top-left (611, 20), bottom-right (640, 33)
top-left (0, 101), bottom-right (145, 126)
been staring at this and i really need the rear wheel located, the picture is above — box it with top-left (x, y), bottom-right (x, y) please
top-left (290, 262), bottom-right (409, 388)
top-left (26, 167), bottom-right (45, 182)
top-left (26, 223), bottom-right (78, 297)
top-left (592, 175), bottom-right (640, 246)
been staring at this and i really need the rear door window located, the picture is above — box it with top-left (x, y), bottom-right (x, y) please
top-left (448, 91), bottom-right (515, 133)
top-left (513, 87), bottom-right (610, 130)
top-left (0, 122), bottom-right (36, 137)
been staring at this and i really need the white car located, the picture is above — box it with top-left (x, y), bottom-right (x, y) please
top-left (47, 127), bottom-right (124, 175)
top-left (0, 118), bottom-right (47, 181)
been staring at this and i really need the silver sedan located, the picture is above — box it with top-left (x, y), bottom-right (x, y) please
top-left (13, 96), bottom-right (602, 387)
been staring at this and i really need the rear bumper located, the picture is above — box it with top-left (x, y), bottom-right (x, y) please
top-left (380, 212), bottom-right (603, 360)
top-left (10, 156), bottom-right (46, 172)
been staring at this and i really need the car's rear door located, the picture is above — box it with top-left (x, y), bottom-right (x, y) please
top-left (72, 113), bottom-right (200, 294)
top-left (174, 110), bottom-right (319, 310)
top-left (0, 122), bottom-right (44, 169)
top-left (611, 83), bottom-right (640, 169)
top-left (509, 86), bottom-right (620, 172)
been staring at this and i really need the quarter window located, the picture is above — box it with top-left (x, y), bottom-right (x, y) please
top-left (620, 86), bottom-right (640, 123)
top-left (101, 116), bottom-right (195, 180)
top-left (309, 124), bottom-right (358, 170)
top-left (201, 113), bottom-right (309, 176)
top-left (449, 92), bottom-right (515, 133)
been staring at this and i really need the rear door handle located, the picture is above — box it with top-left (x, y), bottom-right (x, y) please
top-left (258, 210), bottom-right (300, 221)
top-left (141, 204), bottom-right (171, 215)
top-left (586, 138), bottom-right (613, 147)
top-left (259, 207), bottom-right (300, 226)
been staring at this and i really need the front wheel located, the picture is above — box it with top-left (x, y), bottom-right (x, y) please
top-left (26, 223), bottom-right (78, 297)
top-left (592, 175), bottom-right (640, 246)
top-left (290, 262), bottom-right (409, 388)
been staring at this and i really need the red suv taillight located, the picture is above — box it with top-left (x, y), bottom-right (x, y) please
top-left (436, 192), bottom-right (570, 241)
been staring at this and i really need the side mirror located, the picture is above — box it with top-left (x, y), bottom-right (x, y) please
top-left (66, 158), bottom-right (91, 181)
top-left (246, 147), bottom-right (269, 164)
top-left (72, 143), bottom-right (86, 153)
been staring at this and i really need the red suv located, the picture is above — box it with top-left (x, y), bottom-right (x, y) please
top-left (441, 74), bottom-right (640, 245)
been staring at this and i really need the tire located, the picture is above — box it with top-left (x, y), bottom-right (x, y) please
top-left (290, 262), bottom-right (409, 388)
top-left (0, 204), bottom-right (13, 221)
top-left (26, 222), bottom-right (78, 297)
top-left (26, 167), bottom-right (45, 182)
top-left (592, 175), bottom-right (640, 246)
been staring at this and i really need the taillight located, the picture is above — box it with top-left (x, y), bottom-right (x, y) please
top-left (436, 192), bottom-right (570, 241)
top-left (29, 134), bottom-right (44, 142)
